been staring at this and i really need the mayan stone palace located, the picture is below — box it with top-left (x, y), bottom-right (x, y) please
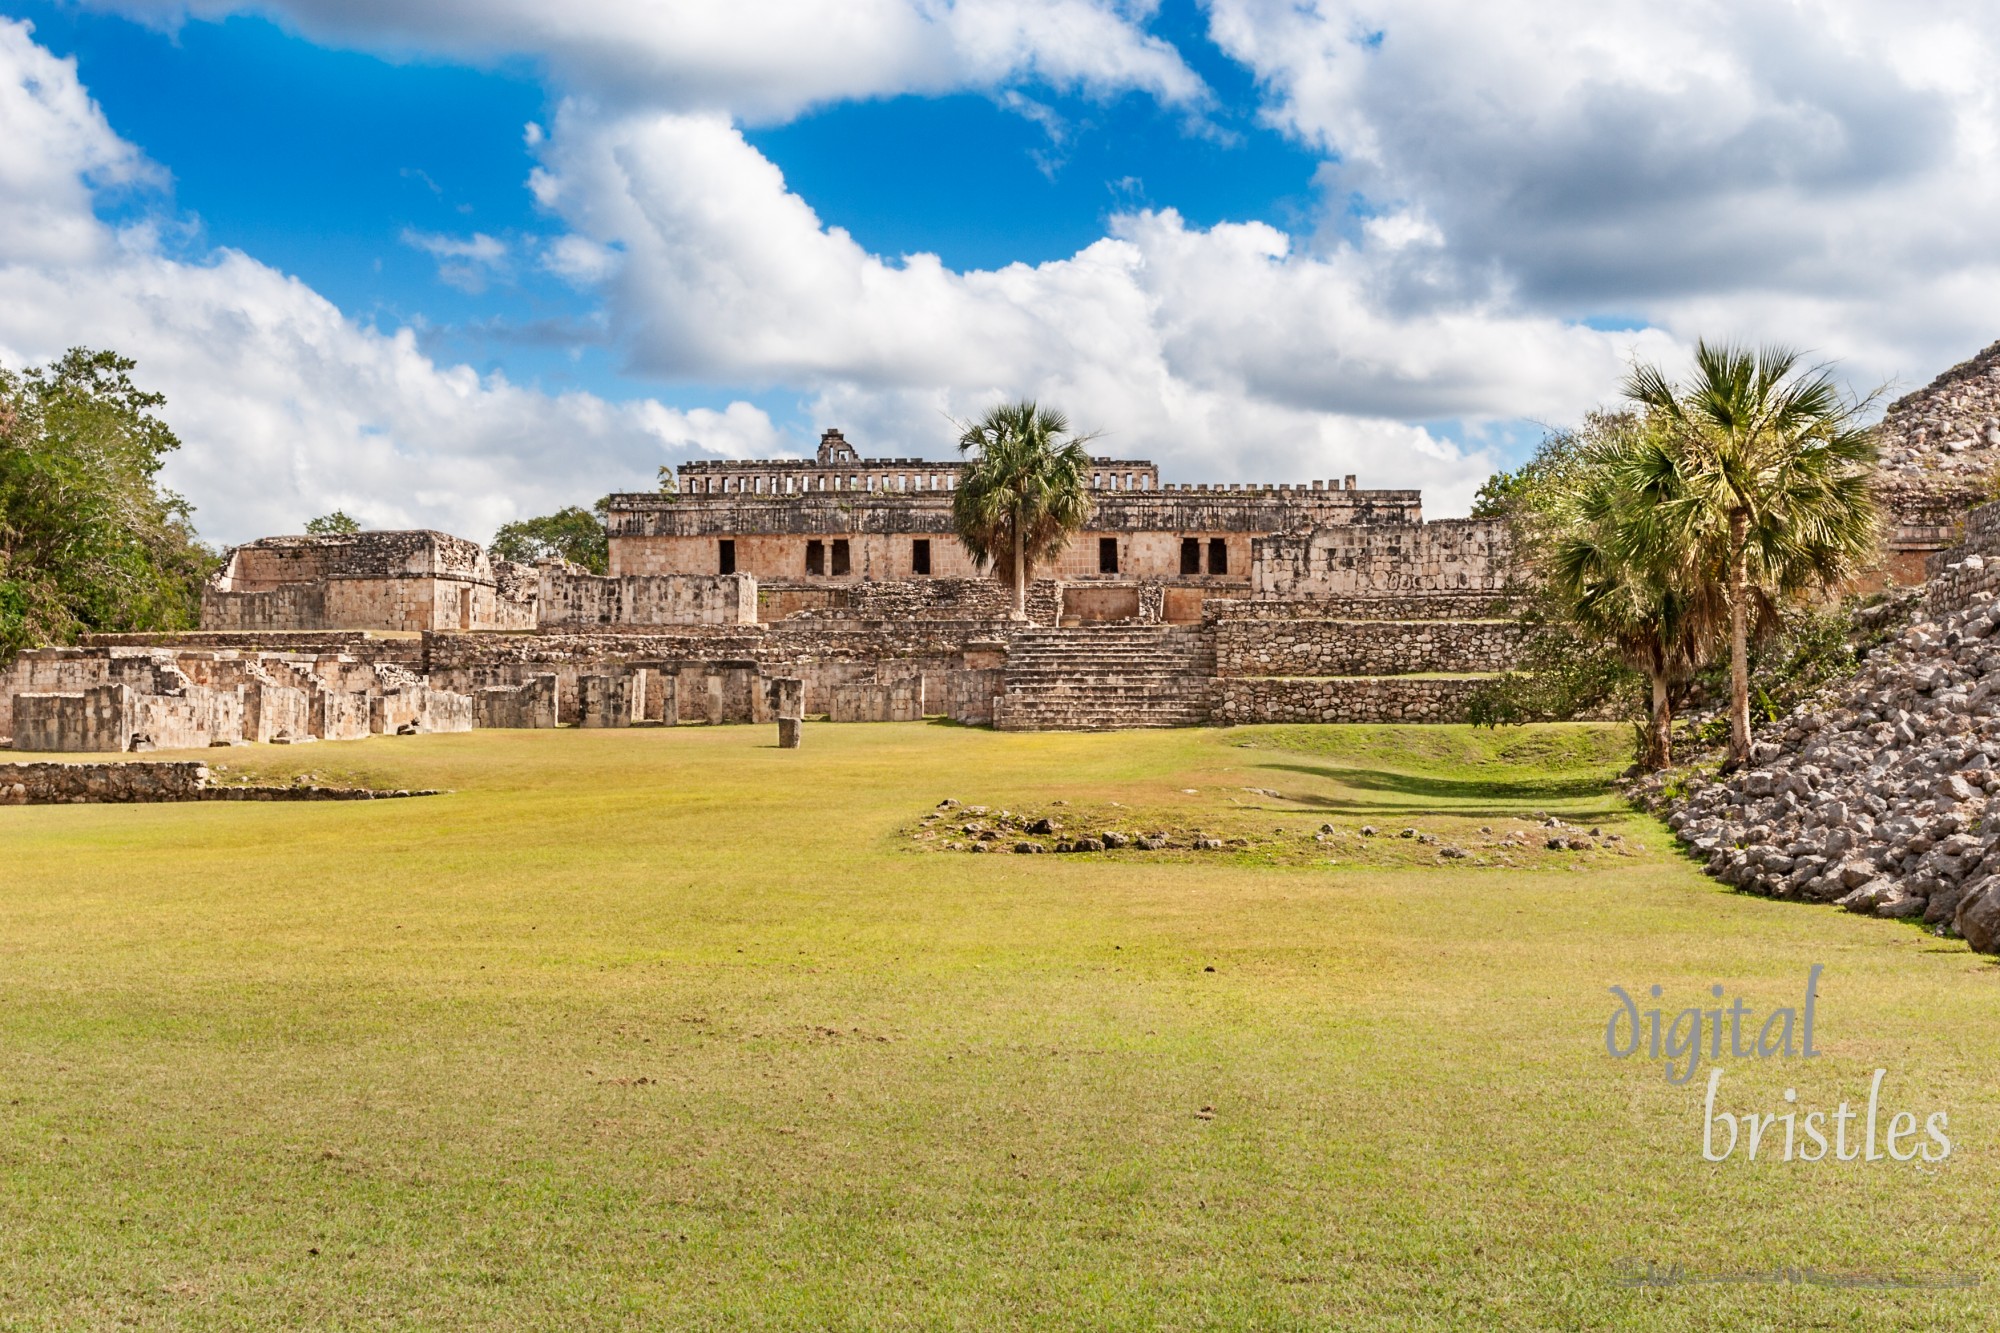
top-left (2, 384), bottom-right (1973, 753)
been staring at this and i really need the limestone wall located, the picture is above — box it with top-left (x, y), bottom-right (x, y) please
top-left (1926, 499), bottom-right (2000, 617)
top-left (473, 675), bottom-right (561, 729)
top-left (1210, 676), bottom-right (1493, 724)
top-left (204, 531), bottom-right (537, 632)
top-left (538, 569), bottom-right (759, 627)
top-left (1251, 519), bottom-right (1514, 598)
top-left (1213, 619), bottom-right (1526, 678)
top-left (0, 760), bottom-right (208, 804)
top-left (826, 678), bottom-right (925, 722)
top-left (13, 685), bottom-right (138, 752)
top-left (1206, 592), bottom-right (1521, 622)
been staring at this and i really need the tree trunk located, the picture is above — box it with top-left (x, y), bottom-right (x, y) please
top-left (1727, 508), bottom-right (1751, 769)
top-left (1011, 505), bottom-right (1027, 620)
top-left (1647, 670), bottom-right (1673, 770)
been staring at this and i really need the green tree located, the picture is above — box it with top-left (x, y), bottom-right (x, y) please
top-left (1537, 419), bottom-right (1725, 769)
top-left (490, 498), bottom-right (611, 574)
top-left (951, 401), bottom-right (1096, 619)
top-left (0, 348), bottom-right (216, 664)
top-left (1624, 342), bottom-right (1879, 768)
top-left (305, 510), bottom-right (360, 535)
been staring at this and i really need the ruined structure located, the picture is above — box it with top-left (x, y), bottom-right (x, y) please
top-left (204, 530), bottom-right (538, 632)
top-left (1871, 338), bottom-right (2000, 585)
top-left (0, 645), bottom-right (473, 751)
top-left (4, 430), bottom-right (1527, 747)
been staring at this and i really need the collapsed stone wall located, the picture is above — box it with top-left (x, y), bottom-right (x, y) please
top-left (1213, 618), bottom-right (1525, 678)
top-left (1209, 675), bottom-right (1491, 724)
top-left (1656, 593), bottom-right (2000, 954)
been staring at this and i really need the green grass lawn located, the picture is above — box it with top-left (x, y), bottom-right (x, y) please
top-left (2, 722), bottom-right (1994, 1329)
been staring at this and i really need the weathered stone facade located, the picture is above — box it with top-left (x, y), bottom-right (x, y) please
top-left (1871, 338), bottom-right (2000, 587)
top-left (1212, 617), bottom-right (1525, 678)
top-left (0, 646), bottom-right (473, 751)
top-left (607, 428), bottom-right (1398, 594)
top-left (1249, 519), bottom-right (1512, 598)
top-left (204, 530), bottom-right (537, 632)
top-left (537, 567), bottom-right (758, 628)
top-left (9, 428), bottom-right (1540, 738)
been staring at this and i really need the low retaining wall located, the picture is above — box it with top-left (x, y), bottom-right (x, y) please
top-left (0, 760), bottom-right (209, 803)
top-left (1210, 675), bottom-right (1494, 724)
top-left (0, 761), bottom-right (443, 805)
top-left (1214, 618), bottom-right (1523, 677)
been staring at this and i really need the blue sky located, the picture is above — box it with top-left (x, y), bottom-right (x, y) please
top-left (1, 0), bottom-right (1994, 540)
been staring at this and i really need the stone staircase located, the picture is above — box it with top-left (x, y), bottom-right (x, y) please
top-left (991, 625), bottom-right (1215, 731)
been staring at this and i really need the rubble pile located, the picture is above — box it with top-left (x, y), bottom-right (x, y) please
top-left (1660, 595), bottom-right (2000, 952)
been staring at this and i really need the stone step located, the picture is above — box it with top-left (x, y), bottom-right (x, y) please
top-left (993, 624), bottom-right (1214, 731)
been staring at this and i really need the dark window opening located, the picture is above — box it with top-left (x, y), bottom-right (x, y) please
top-left (912, 538), bottom-right (931, 576)
top-left (719, 539), bottom-right (736, 575)
top-left (805, 540), bottom-right (825, 575)
top-left (831, 539), bottom-right (851, 576)
top-left (1207, 538), bottom-right (1228, 575)
top-left (1180, 537), bottom-right (1201, 575)
top-left (1098, 537), bottom-right (1119, 574)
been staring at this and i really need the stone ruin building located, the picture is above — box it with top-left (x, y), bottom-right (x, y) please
top-left (1870, 337), bottom-right (2000, 586)
top-left (1, 429), bottom-right (1526, 749)
top-left (9, 340), bottom-right (1996, 754)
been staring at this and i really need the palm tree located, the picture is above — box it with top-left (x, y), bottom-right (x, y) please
top-left (1538, 421), bottom-right (1723, 769)
top-left (1624, 342), bottom-right (1879, 768)
top-left (951, 401), bottom-right (1096, 619)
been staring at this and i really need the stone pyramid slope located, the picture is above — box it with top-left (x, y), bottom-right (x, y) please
top-left (1661, 592), bottom-right (2000, 953)
top-left (1873, 339), bottom-right (2000, 569)
top-left (1876, 337), bottom-right (2000, 483)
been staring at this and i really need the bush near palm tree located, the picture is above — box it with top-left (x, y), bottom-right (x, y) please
top-left (1624, 342), bottom-right (1879, 769)
top-left (951, 402), bottom-right (1095, 620)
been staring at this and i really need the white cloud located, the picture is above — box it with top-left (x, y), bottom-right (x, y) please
top-left (94, 0), bottom-right (1206, 122)
top-left (1206, 0), bottom-right (2000, 389)
top-left (400, 228), bottom-right (508, 292)
top-left (0, 19), bottom-right (778, 544)
top-left (0, 21), bottom-right (160, 265)
top-left (46, 0), bottom-right (2000, 528)
top-left (526, 104), bottom-right (1678, 514)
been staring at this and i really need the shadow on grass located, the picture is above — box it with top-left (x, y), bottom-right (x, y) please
top-left (1251, 760), bottom-right (1620, 804)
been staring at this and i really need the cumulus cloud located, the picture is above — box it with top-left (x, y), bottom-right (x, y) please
top-left (1207, 0), bottom-right (2000, 386)
top-left (527, 104), bottom-right (1677, 513)
top-left (0, 19), bottom-right (779, 544)
top-left (48, 0), bottom-right (2000, 526)
top-left (93, 0), bottom-right (1206, 122)
top-left (0, 22), bottom-right (160, 265)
